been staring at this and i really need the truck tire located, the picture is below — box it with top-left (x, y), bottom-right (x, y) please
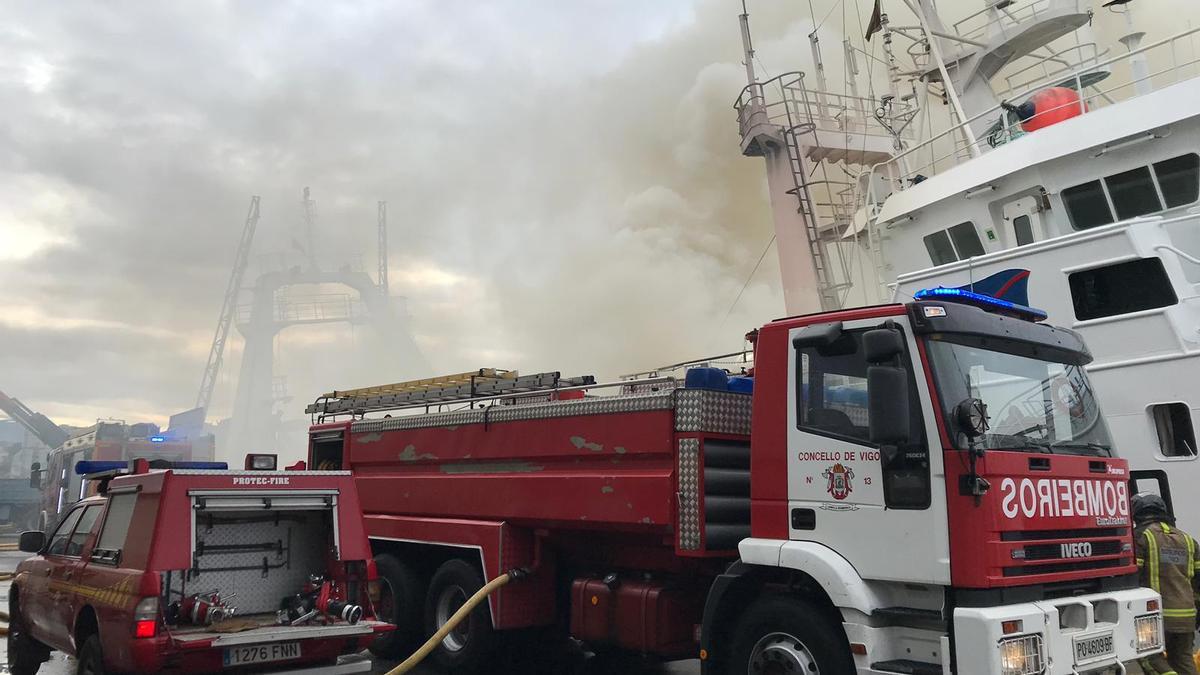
top-left (727, 596), bottom-right (854, 675)
top-left (369, 553), bottom-right (425, 658)
top-left (75, 634), bottom-right (105, 675)
top-left (7, 595), bottom-right (48, 675)
top-left (423, 558), bottom-right (498, 673)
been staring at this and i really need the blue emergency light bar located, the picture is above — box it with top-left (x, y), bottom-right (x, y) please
top-left (75, 460), bottom-right (229, 475)
top-left (913, 286), bottom-right (1048, 322)
top-left (149, 435), bottom-right (166, 443)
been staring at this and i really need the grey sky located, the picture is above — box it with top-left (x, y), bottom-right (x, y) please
top-left (1, 0), bottom-right (1193, 429)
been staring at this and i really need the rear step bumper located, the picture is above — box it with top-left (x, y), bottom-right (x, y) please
top-left (172, 619), bottom-right (388, 646)
top-left (271, 660), bottom-right (371, 674)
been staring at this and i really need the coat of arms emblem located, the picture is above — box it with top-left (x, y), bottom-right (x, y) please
top-left (823, 463), bottom-right (855, 500)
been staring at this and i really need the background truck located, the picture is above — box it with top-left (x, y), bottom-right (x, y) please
top-left (7, 457), bottom-right (392, 674)
top-left (305, 293), bottom-right (1165, 674)
top-left (31, 421), bottom-right (211, 530)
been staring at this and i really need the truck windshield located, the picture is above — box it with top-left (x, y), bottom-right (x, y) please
top-left (926, 336), bottom-right (1113, 456)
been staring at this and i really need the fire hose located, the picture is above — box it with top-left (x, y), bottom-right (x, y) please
top-left (383, 569), bottom-right (522, 675)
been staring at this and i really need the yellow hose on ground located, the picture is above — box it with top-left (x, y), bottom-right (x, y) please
top-left (384, 572), bottom-right (513, 675)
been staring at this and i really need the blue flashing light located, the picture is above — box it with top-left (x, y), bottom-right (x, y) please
top-left (75, 460), bottom-right (128, 476)
top-left (75, 459), bottom-right (228, 475)
top-left (913, 286), bottom-right (1048, 322)
top-left (149, 435), bottom-right (166, 443)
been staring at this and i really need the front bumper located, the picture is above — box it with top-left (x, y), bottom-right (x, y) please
top-left (954, 587), bottom-right (1163, 673)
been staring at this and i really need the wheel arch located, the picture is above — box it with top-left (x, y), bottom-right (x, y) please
top-left (73, 604), bottom-right (99, 653)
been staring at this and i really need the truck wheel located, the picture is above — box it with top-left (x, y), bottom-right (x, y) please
top-left (369, 553), bottom-right (424, 658)
top-left (727, 596), bottom-right (854, 675)
top-left (75, 634), bottom-right (105, 675)
top-left (7, 596), bottom-right (48, 675)
top-left (423, 558), bottom-right (498, 673)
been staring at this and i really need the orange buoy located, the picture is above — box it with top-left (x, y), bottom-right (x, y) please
top-left (1020, 87), bottom-right (1087, 132)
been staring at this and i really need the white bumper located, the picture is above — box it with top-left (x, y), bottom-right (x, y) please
top-left (954, 587), bottom-right (1163, 673)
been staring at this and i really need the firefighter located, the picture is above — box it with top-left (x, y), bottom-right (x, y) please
top-left (1133, 493), bottom-right (1200, 675)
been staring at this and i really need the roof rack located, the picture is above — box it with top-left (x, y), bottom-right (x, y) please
top-left (306, 369), bottom-right (597, 417)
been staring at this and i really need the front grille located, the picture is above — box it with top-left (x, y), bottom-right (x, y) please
top-left (1002, 557), bottom-right (1128, 577)
top-left (1019, 540), bottom-right (1125, 561)
top-left (1001, 527), bottom-right (1126, 542)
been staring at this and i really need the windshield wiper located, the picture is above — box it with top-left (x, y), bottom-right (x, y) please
top-left (983, 433), bottom-right (1052, 453)
top-left (1049, 440), bottom-right (1112, 455)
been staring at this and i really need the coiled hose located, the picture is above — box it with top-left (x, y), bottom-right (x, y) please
top-left (384, 570), bottom-right (518, 675)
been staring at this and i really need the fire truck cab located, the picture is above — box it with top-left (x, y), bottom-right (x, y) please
top-left (7, 458), bottom-right (392, 675)
top-left (307, 293), bottom-right (1164, 674)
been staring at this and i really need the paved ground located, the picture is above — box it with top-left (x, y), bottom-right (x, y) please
top-left (0, 546), bottom-right (698, 674)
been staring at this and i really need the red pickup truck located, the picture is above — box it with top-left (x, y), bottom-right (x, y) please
top-left (7, 458), bottom-right (393, 674)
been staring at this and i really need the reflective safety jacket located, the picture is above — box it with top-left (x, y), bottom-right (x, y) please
top-left (1135, 521), bottom-right (1200, 633)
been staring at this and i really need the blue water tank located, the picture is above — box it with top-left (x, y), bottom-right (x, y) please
top-left (727, 376), bottom-right (754, 394)
top-left (684, 368), bottom-right (729, 391)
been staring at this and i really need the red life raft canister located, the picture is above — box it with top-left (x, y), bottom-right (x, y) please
top-left (1020, 86), bottom-right (1086, 132)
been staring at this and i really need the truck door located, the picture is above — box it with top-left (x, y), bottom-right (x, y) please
top-left (47, 503), bottom-right (103, 650)
top-left (788, 317), bottom-right (951, 584)
top-left (24, 505), bottom-right (85, 650)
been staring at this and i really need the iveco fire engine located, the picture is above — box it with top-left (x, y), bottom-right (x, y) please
top-left (305, 291), bottom-right (1165, 674)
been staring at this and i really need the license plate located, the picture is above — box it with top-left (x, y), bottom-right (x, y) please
top-left (1073, 631), bottom-right (1115, 665)
top-left (223, 641), bottom-right (301, 666)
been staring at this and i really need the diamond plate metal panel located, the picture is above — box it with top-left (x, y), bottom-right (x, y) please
top-left (352, 392), bottom-right (677, 434)
top-left (172, 511), bottom-right (328, 616)
top-left (677, 438), bottom-right (701, 551)
top-left (674, 390), bottom-right (753, 435)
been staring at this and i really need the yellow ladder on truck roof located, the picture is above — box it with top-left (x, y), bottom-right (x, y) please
top-left (320, 369), bottom-right (519, 399)
top-left (307, 370), bottom-right (596, 417)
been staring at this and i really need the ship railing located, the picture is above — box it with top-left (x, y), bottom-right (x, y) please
top-left (998, 41), bottom-right (1109, 99)
top-left (735, 71), bottom-right (916, 147)
top-left (868, 25), bottom-right (1200, 202)
top-left (235, 293), bottom-right (364, 326)
top-left (621, 350), bottom-right (754, 382)
top-left (952, 0), bottom-right (1081, 46)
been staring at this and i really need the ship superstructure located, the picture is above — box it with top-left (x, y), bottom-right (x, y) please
top-left (736, 0), bottom-right (1200, 527)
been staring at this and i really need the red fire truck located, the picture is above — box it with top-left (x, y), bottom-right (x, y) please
top-left (9, 457), bottom-right (392, 674)
top-left (32, 422), bottom-right (211, 529)
top-left (305, 293), bottom-right (1165, 674)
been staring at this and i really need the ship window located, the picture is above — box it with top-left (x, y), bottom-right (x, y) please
top-left (1106, 166), bottom-right (1162, 220)
top-left (923, 230), bottom-right (957, 266)
top-left (948, 221), bottom-right (985, 258)
top-left (923, 221), bottom-right (982, 266)
top-left (1067, 258), bottom-right (1177, 320)
top-left (1154, 154), bottom-right (1200, 208)
top-left (1013, 215), bottom-right (1034, 246)
top-left (1062, 180), bottom-right (1114, 230)
top-left (1150, 403), bottom-right (1196, 458)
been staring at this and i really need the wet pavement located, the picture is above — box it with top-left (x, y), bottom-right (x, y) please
top-left (0, 546), bottom-right (698, 674)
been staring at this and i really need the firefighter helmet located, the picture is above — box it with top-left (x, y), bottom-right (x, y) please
top-left (1132, 493), bottom-right (1171, 527)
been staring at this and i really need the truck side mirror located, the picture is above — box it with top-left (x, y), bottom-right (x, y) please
top-left (29, 462), bottom-right (41, 490)
top-left (18, 530), bottom-right (45, 553)
top-left (863, 327), bottom-right (905, 364)
top-left (868, 365), bottom-right (911, 445)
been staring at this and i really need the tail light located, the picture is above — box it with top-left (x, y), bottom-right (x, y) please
top-left (133, 597), bottom-right (159, 638)
top-left (368, 578), bottom-right (383, 606)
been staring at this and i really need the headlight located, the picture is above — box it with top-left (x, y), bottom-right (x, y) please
top-left (1136, 614), bottom-right (1163, 653)
top-left (999, 634), bottom-right (1045, 675)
